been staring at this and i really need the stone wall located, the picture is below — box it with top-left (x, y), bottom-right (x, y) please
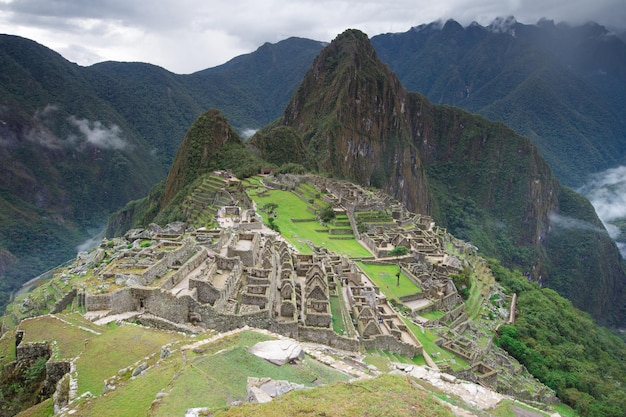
top-left (141, 241), bottom-right (195, 285)
top-left (16, 342), bottom-right (51, 362)
top-left (110, 288), bottom-right (136, 314)
top-left (297, 326), bottom-right (360, 351)
top-left (189, 279), bottom-right (220, 305)
top-left (43, 360), bottom-right (71, 397)
top-left (51, 289), bottom-right (77, 314)
top-left (85, 293), bottom-right (112, 311)
top-left (304, 312), bottom-right (331, 327)
top-left (227, 233), bottom-right (260, 267)
top-left (160, 249), bottom-right (208, 291)
top-left (138, 288), bottom-right (190, 323)
top-left (85, 288), bottom-right (135, 313)
top-left (361, 334), bottom-right (422, 357)
top-left (192, 303), bottom-right (272, 332)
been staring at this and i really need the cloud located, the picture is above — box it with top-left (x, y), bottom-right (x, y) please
top-left (0, 0), bottom-right (624, 73)
top-left (577, 166), bottom-right (626, 257)
top-left (548, 212), bottom-right (608, 235)
top-left (578, 166), bottom-right (626, 223)
top-left (67, 116), bottom-right (129, 150)
top-left (240, 128), bottom-right (258, 140)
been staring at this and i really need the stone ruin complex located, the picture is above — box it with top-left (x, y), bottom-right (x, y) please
top-left (14, 173), bottom-right (560, 397)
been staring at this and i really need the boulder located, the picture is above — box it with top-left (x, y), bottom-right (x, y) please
top-left (248, 340), bottom-right (304, 366)
top-left (246, 377), bottom-right (305, 403)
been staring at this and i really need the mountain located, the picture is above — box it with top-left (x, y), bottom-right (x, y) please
top-left (0, 35), bottom-right (165, 307)
top-left (251, 29), bottom-right (625, 326)
top-left (0, 35), bottom-right (322, 309)
top-left (370, 18), bottom-right (626, 187)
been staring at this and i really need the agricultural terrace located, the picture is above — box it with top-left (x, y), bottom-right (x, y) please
top-left (400, 317), bottom-right (468, 371)
top-left (247, 187), bottom-right (371, 258)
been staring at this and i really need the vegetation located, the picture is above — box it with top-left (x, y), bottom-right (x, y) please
top-left (318, 205), bottom-right (336, 223)
top-left (0, 355), bottom-right (48, 416)
top-left (212, 374), bottom-right (454, 417)
top-left (357, 262), bottom-right (420, 300)
top-left (491, 259), bottom-right (626, 417)
top-left (388, 246), bottom-right (409, 256)
top-left (450, 266), bottom-right (472, 300)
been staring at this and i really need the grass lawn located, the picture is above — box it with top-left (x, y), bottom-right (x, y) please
top-left (329, 295), bottom-right (346, 335)
top-left (76, 358), bottom-right (180, 417)
top-left (212, 374), bottom-right (455, 417)
top-left (18, 315), bottom-right (100, 360)
top-left (420, 310), bottom-right (446, 320)
top-left (401, 317), bottom-right (468, 371)
top-left (76, 323), bottom-right (185, 396)
top-left (0, 329), bottom-right (17, 367)
top-left (249, 189), bottom-right (371, 258)
top-left (154, 331), bottom-right (350, 416)
top-left (356, 262), bottom-right (421, 300)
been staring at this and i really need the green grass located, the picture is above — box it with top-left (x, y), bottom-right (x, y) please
top-left (153, 331), bottom-right (350, 416)
top-left (356, 262), bottom-right (421, 300)
top-left (212, 374), bottom-right (455, 417)
top-left (76, 358), bottom-right (180, 417)
top-left (76, 323), bottom-right (185, 396)
top-left (14, 397), bottom-right (53, 417)
top-left (249, 189), bottom-right (371, 257)
top-left (0, 328), bottom-right (17, 367)
top-left (491, 399), bottom-right (561, 417)
top-left (420, 310), bottom-right (446, 320)
top-left (19, 315), bottom-right (99, 360)
top-left (329, 295), bottom-right (346, 335)
top-left (400, 317), bottom-right (468, 370)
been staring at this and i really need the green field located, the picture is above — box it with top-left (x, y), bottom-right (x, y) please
top-left (401, 317), bottom-right (468, 371)
top-left (249, 188), bottom-right (371, 258)
top-left (212, 374), bottom-right (454, 417)
top-left (152, 331), bottom-right (350, 416)
top-left (356, 262), bottom-right (421, 300)
top-left (329, 295), bottom-right (346, 335)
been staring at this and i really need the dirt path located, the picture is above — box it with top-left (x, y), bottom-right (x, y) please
top-left (511, 405), bottom-right (545, 417)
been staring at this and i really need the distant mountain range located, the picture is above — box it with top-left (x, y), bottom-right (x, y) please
top-left (1, 18), bottom-right (625, 325)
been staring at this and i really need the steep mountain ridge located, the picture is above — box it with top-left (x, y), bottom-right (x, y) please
top-left (275, 29), bottom-right (430, 214)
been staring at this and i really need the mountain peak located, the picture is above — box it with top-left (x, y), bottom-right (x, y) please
top-left (271, 29), bottom-right (430, 213)
top-left (487, 16), bottom-right (518, 35)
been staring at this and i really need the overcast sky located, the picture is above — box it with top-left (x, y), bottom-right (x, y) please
top-left (1, 0), bottom-right (625, 74)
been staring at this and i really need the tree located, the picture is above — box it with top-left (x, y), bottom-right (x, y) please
top-left (389, 246), bottom-right (409, 256)
top-left (319, 205), bottom-right (335, 223)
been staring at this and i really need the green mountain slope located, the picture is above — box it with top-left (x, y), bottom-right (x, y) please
top-left (0, 35), bottom-right (164, 308)
top-left (371, 18), bottom-right (626, 186)
top-left (0, 35), bottom-right (320, 307)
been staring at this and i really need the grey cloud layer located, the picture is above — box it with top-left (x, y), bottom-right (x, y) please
top-left (1, 0), bottom-right (624, 73)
